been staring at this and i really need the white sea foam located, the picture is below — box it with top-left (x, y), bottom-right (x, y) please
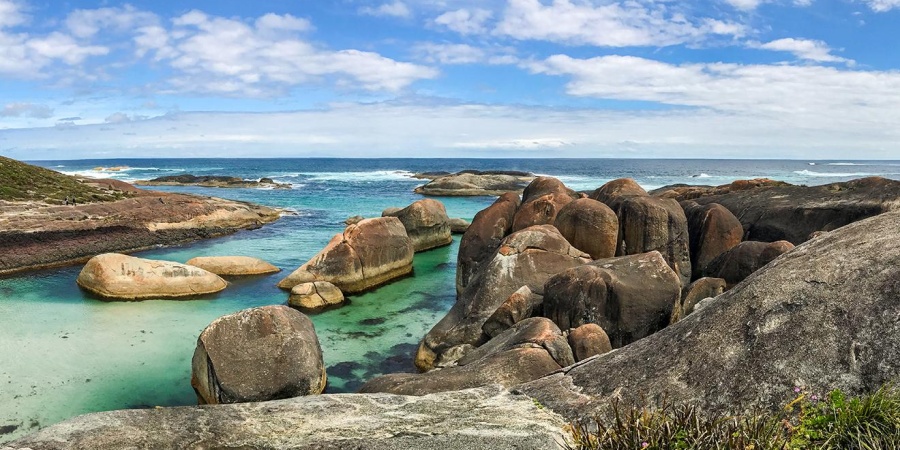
top-left (827, 163), bottom-right (865, 166)
top-left (272, 170), bottom-right (417, 182)
top-left (793, 170), bottom-right (873, 177)
top-left (694, 173), bottom-right (712, 178)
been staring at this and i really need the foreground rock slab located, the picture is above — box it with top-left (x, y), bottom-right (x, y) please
top-left (8, 386), bottom-right (567, 450)
top-left (518, 209), bottom-right (900, 420)
top-left (76, 253), bottom-right (227, 300)
top-left (185, 256), bottom-right (280, 276)
top-left (191, 305), bottom-right (326, 405)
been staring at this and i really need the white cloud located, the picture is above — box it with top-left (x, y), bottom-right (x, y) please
top-left (359, 1), bottom-right (412, 18)
top-left (434, 8), bottom-right (493, 34)
top-left (412, 42), bottom-right (517, 65)
top-left (104, 112), bottom-right (132, 123)
top-left (254, 13), bottom-right (311, 32)
top-left (65, 5), bottom-right (159, 38)
top-left (754, 38), bottom-right (853, 64)
top-left (135, 10), bottom-right (437, 95)
top-left (863, 0), bottom-right (900, 11)
top-left (0, 102), bottom-right (52, 118)
top-left (724, 0), bottom-right (766, 11)
top-left (0, 0), bottom-right (26, 28)
top-left (494, 0), bottom-right (746, 47)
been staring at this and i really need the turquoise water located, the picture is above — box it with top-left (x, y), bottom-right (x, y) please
top-left (2, 158), bottom-right (900, 442)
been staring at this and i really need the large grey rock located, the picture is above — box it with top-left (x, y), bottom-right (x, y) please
top-left (277, 217), bottom-right (414, 293)
top-left (191, 306), bottom-right (326, 405)
top-left (518, 209), bottom-right (900, 420)
top-left (417, 225), bottom-right (590, 371)
top-left (76, 253), bottom-right (227, 300)
top-left (542, 251), bottom-right (681, 348)
top-left (8, 386), bottom-right (568, 450)
top-left (362, 318), bottom-right (573, 396)
top-left (386, 199), bottom-right (453, 252)
top-left (288, 281), bottom-right (345, 310)
top-left (414, 172), bottom-right (535, 196)
top-left (456, 193), bottom-right (519, 294)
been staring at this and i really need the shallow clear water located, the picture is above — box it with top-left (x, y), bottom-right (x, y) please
top-left (2, 158), bottom-right (899, 441)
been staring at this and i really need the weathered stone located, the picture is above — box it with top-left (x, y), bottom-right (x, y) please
top-left (616, 196), bottom-right (692, 286)
top-left (701, 240), bottom-right (794, 288)
top-left (553, 198), bottom-right (618, 259)
top-left (381, 207), bottom-right (402, 216)
top-left (76, 253), bottom-right (227, 300)
top-left (9, 386), bottom-right (568, 450)
top-left (568, 324), bottom-right (612, 362)
top-left (671, 277), bottom-right (726, 323)
top-left (449, 218), bottom-right (470, 234)
top-left (345, 215), bottom-right (364, 225)
top-left (391, 199), bottom-right (452, 252)
top-left (418, 225), bottom-right (590, 371)
top-left (288, 281), bottom-right (345, 310)
top-left (682, 202), bottom-right (743, 280)
top-left (185, 256), bottom-right (280, 276)
top-left (590, 178), bottom-right (648, 212)
top-left (277, 217), bottom-right (414, 294)
top-left (482, 285), bottom-right (543, 339)
top-left (518, 209), bottom-right (900, 420)
top-left (542, 251), bottom-right (681, 349)
top-left (191, 305), bottom-right (326, 405)
top-left (363, 318), bottom-right (573, 396)
top-left (456, 193), bottom-right (519, 294)
top-left (511, 177), bottom-right (579, 232)
top-left (414, 171), bottom-right (535, 196)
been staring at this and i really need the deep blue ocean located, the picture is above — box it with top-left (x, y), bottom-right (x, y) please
top-left (1, 158), bottom-right (899, 442)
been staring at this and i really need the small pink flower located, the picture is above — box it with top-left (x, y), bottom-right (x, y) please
top-left (642, 443), bottom-right (649, 448)
top-left (794, 387), bottom-right (801, 393)
top-left (811, 394), bottom-right (819, 401)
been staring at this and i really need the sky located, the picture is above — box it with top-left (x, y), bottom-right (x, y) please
top-left (0, 0), bottom-right (899, 159)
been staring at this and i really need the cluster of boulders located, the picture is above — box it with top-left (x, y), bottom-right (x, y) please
top-left (360, 175), bottom-right (900, 396)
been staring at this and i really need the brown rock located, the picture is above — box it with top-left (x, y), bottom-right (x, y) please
top-left (482, 286), bottom-right (543, 338)
top-left (682, 202), bottom-right (743, 279)
top-left (277, 217), bottom-right (414, 294)
top-left (542, 251), bottom-right (681, 348)
top-left (568, 324), bottom-right (612, 362)
top-left (590, 178), bottom-right (648, 212)
top-left (391, 199), bottom-right (452, 252)
top-left (449, 218), bottom-right (470, 234)
top-left (671, 277), bottom-right (726, 323)
top-left (185, 256), bottom-right (280, 276)
top-left (362, 318), bottom-right (573, 395)
top-left (511, 177), bottom-right (579, 232)
top-left (701, 240), bottom-right (795, 288)
top-left (617, 196), bottom-right (692, 286)
top-left (288, 281), bottom-right (345, 310)
top-left (414, 172), bottom-right (535, 196)
top-left (553, 198), bottom-right (618, 259)
top-left (417, 225), bottom-right (590, 371)
top-left (76, 253), bottom-right (227, 300)
top-left (456, 193), bottom-right (519, 294)
top-left (191, 305), bottom-right (326, 405)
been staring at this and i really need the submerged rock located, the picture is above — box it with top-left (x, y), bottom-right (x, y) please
top-left (277, 217), bottom-right (414, 294)
top-left (185, 256), bottom-right (280, 276)
top-left (518, 209), bottom-right (900, 419)
top-left (76, 253), bottom-right (227, 300)
top-left (191, 305), bottom-right (326, 405)
top-left (362, 318), bottom-right (573, 396)
top-left (9, 386), bottom-right (567, 450)
top-left (288, 281), bottom-right (345, 310)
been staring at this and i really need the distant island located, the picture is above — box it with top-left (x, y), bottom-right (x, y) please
top-left (135, 174), bottom-right (292, 189)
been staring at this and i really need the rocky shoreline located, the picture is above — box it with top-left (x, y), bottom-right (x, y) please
top-left (135, 174), bottom-right (292, 189)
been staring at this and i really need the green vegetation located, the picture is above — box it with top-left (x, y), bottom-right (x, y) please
top-left (564, 385), bottom-right (900, 450)
top-left (0, 156), bottom-right (127, 204)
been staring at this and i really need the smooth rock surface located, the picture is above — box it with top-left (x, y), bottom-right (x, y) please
top-left (456, 193), bottom-right (519, 294)
top-left (449, 218), bottom-right (470, 234)
top-left (414, 172), bottom-right (535, 196)
top-left (482, 285), bottom-right (543, 338)
top-left (363, 318), bottom-right (573, 396)
top-left (389, 199), bottom-right (452, 252)
top-left (288, 281), bottom-right (345, 310)
top-left (8, 386), bottom-right (568, 450)
top-left (542, 251), bottom-right (681, 348)
top-left (277, 217), bottom-right (414, 293)
top-left (567, 324), bottom-right (612, 362)
top-left (185, 256), bottom-right (280, 276)
top-left (76, 253), bottom-right (227, 300)
top-left (553, 198), bottom-right (618, 259)
top-left (671, 277), bottom-right (726, 323)
top-left (616, 196), bottom-right (692, 286)
top-left (700, 240), bottom-right (794, 288)
top-left (191, 305), bottom-right (326, 405)
top-left (511, 177), bottom-right (579, 232)
top-left (682, 202), bottom-right (743, 280)
top-left (418, 225), bottom-right (590, 371)
top-left (590, 178), bottom-right (649, 212)
top-left (518, 209), bottom-right (900, 420)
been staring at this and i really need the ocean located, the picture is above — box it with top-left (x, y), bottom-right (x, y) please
top-left (2, 157), bottom-right (899, 442)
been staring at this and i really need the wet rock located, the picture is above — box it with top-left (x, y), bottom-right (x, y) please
top-left (418, 225), bottom-right (590, 371)
top-left (277, 217), bottom-right (414, 294)
top-left (185, 256), bottom-right (280, 276)
top-left (414, 172), bottom-right (535, 196)
top-left (191, 305), bottom-right (326, 405)
top-left (76, 253), bottom-right (227, 300)
top-left (449, 218), bottom-right (470, 234)
top-left (288, 281), bottom-right (345, 310)
top-left (553, 198), bottom-right (618, 259)
top-left (345, 215), bottom-right (365, 225)
top-left (542, 251), bottom-right (681, 348)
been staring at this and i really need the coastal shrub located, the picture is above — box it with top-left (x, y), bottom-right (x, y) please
top-left (0, 156), bottom-right (125, 204)
top-left (564, 385), bottom-right (900, 450)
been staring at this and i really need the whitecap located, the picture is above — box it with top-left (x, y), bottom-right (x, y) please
top-left (292, 170), bottom-right (418, 182)
top-left (793, 170), bottom-right (873, 177)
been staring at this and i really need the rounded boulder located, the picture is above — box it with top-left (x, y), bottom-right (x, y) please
top-left (76, 253), bottom-right (227, 300)
top-left (185, 256), bottom-right (280, 276)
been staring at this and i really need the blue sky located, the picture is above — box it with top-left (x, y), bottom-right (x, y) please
top-left (0, 0), bottom-right (899, 159)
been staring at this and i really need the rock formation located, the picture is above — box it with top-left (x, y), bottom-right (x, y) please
top-left (590, 178), bottom-right (649, 212)
top-left (542, 251), bottom-right (681, 348)
top-left (277, 217), bottom-right (414, 293)
top-left (135, 174), bottom-right (291, 189)
top-left (567, 323), bottom-right (612, 362)
top-left (191, 305), bottom-right (326, 405)
top-left (700, 240), bottom-right (794, 288)
top-left (417, 225), bottom-right (590, 371)
top-left (456, 193), bottom-right (519, 294)
top-left (185, 256), bottom-right (280, 276)
top-left (414, 171), bottom-right (535, 196)
top-left (288, 281), bottom-right (345, 310)
top-left (482, 285), bottom-right (543, 339)
top-left (511, 177), bottom-right (579, 232)
top-left (449, 218), bottom-right (470, 234)
top-left (384, 199), bottom-right (452, 252)
top-left (362, 318), bottom-right (573, 395)
top-left (519, 208), bottom-right (900, 420)
top-left (76, 253), bottom-right (227, 300)
top-left (671, 277), bottom-right (726, 323)
top-left (616, 196), bottom-right (692, 285)
top-left (682, 202), bottom-right (743, 280)
top-left (553, 198), bottom-right (618, 259)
